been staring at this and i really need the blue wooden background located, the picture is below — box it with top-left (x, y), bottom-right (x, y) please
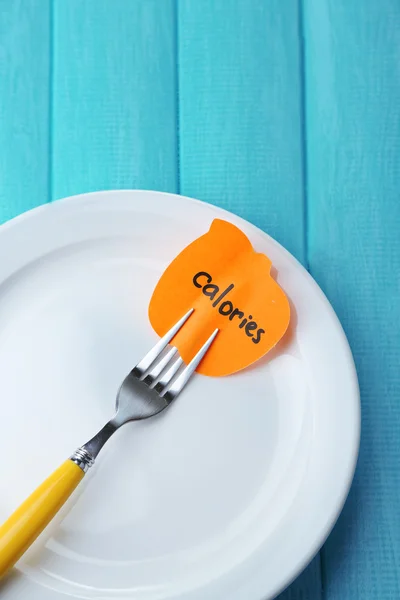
top-left (0, 1), bottom-right (399, 598)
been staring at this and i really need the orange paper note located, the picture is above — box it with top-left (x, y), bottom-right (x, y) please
top-left (149, 219), bottom-right (290, 376)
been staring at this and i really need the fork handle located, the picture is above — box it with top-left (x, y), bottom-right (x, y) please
top-left (0, 456), bottom-right (90, 578)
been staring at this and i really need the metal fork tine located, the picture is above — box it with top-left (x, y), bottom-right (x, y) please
top-left (154, 356), bottom-right (184, 394)
top-left (161, 328), bottom-right (219, 400)
top-left (133, 309), bottom-right (193, 377)
top-left (142, 347), bottom-right (178, 386)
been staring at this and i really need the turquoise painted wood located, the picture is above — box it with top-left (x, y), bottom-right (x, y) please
top-left (304, 1), bottom-right (400, 598)
top-left (52, 0), bottom-right (178, 199)
top-left (0, 0), bottom-right (399, 598)
top-left (178, 0), bottom-right (306, 261)
top-left (0, 0), bottom-right (50, 221)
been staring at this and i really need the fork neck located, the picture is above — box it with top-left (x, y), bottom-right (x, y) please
top-left (78, 420), bottom-right (119, 464)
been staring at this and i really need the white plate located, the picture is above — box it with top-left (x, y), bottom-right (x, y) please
top-left (0, 191), bottom-right (360, 600)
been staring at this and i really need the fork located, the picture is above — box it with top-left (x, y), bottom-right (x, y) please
top-left (0, 309), bottom-right (218, 578)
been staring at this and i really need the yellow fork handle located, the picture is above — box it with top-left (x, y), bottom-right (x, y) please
top-left (0, 459), bottom-right (84, 578)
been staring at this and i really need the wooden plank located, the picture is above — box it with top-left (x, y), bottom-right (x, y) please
top-left (178, 0), bottom-right (307, 262)
top-left (304, 1), bottom-right (400, 598)
top-left (0, 0), bottom-right (50, 222)
top-left (52, 0), bottom-right (177, 200)
top-left (178, 1), bottom-right (322, 598)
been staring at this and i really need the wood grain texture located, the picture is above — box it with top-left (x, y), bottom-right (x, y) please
top-left (178, 0), bottom-right (307, 262)
top-left (178, 1), bottom-right (322, 598)
top-left (304, 1), bottom-right (400, 598)
top-left (0, 0), bottom-right (50, 222)
top-left (52, 0), bottom-right (178, 200)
